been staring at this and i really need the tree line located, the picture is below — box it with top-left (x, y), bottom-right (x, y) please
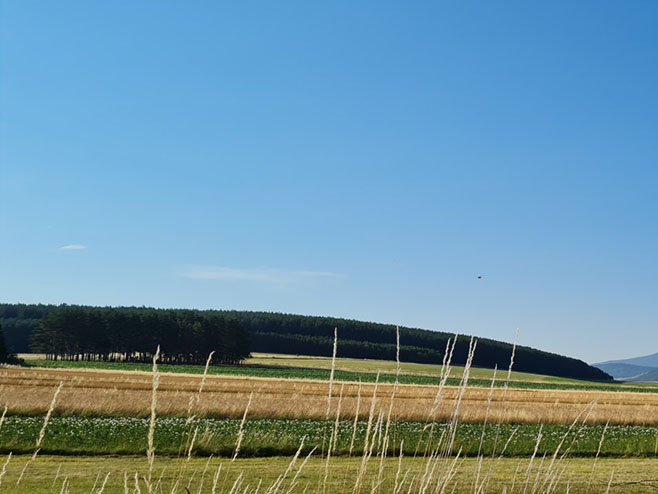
top-left (220, 311), bottom-right (612, 380)
top-left (29, 306), bottom-right (249, 365)
top-left (0, 303), bottom-right (612, 380)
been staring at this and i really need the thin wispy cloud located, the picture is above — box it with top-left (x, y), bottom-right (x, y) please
top-left (59, 244), bottom-right (87, 251)
top-left (179, 265), bottom-right (345, 284)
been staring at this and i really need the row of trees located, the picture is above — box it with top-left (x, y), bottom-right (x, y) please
top-left (30, 306), bottom-right (249, 364)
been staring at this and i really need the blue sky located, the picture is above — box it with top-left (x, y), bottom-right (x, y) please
top-left (1, 1), bottom-right (657, 363)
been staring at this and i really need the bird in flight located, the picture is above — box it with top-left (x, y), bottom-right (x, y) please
top-left (477, 275), bottom-right (483, 280)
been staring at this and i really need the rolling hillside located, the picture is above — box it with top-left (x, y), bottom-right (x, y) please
top-left (0, 303), bottom-right (612, 381)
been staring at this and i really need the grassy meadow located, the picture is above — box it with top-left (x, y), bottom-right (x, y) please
top-left (8, 455), bottom-right (658, 494)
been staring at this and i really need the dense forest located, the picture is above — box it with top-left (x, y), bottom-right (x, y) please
top-left (0, 303), bottom-right (612, 380)
top-left (30, 306), bottom-right (249, 364)
top-left (0, 324), bottom-right (12, 363)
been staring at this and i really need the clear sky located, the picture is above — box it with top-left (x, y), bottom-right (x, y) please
top-left (1, 2), bottom-right (657, 364)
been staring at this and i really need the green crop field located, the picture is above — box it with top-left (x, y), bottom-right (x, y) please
top-left (1, 416), bottom-right (658, 458)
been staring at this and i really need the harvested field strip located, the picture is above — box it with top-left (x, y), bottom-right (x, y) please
top-left (24, 359), bottom-right (658, 393)
top-left (3, 367), bottom-right (658, 425)
top-left (2, 416), bottom-right (658, 458)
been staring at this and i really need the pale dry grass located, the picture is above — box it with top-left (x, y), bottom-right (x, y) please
top-left (1, 366), bottom-right (658, 425)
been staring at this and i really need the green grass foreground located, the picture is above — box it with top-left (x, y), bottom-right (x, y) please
top-left (2, 416), bottom-right (658, 458)
top-left (24, 358), bottom-right (658, 394)
top-left (5, 455), bottom-right (658, 493)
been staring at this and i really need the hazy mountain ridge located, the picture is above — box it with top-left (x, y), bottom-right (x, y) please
top-left (594, 353), bottom-right (658, 381)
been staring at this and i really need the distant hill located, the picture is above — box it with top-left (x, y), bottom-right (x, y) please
top-left (629, 367), bottom-right (658, 382)
top-left (593, 362), bottom-right (655, 380)
top-left (597, 352), bottom-right (658, 369)
top-left (594, 352), bottom-right (658, 381)
top-left (0, 303), bottom-right (613, 381)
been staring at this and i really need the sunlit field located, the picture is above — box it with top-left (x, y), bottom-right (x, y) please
top-left (4, 339), bottom-right (658, 493)
top-left (4, 365), bottom-right (658, 424)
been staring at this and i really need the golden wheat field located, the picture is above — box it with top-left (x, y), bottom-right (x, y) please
top-left (2, 365), bottom-right (657, 425)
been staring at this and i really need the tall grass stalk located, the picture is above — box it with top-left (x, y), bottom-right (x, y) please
top-left (16, 380), bottom-right (63, 487)
top-left (187, 351), bottom-right (215, 424)
top-left (134, 472), bottom-right (142, 494)
top-left (287, 446), bottom-right (317, 494)
top-left (426, 338), bottom-right (475, 492)
top-left (349, 380), bottom-right (363, 457)
top-left (91, 470), bottom-right (101, 492)
top-left (428, 336), bottom-right (458, 421)
top-left (175, 352), bottom-right (216, 492)
top-left (228, 471), bottom-right (243, 494)
top-left (586, 420), bottom-right (609, 494)
top-left (330, 383), bottom-right (345, 455)
top-left (34, 380), bottom-right (63, 459)
top-left (522, 425), bottom-right (543, 494)
top-left (441, 337), bottom-right (476, 459)
top-left (232, 391), bottom-right (253, 462)
top-left (0, 453), bottom-right (11, 488)
top-left (393, 442), bottom-right (404, 494)
top-left (211, 462), bottom-right (223, 494)
top-left (372, 327), bottom-right (402, 494)
top-left (266, 439), bottom-right (306, 494)
top-left (492, 332), bottom-right (518, 453)
top-left (533, 399), bottom-right (598, 494)
top-left (418, 335), bottom-right (458, 459)
top-left (195, 455), bottom-right (213, 494)
top-left (353, 372), bottom-right (380, 494)
top-left (59, 476), bottom-right (70, 494)
top-left (476, 338), bottom-right (519, 493)
top-left (97, 472), bottom-right (111, 494)
top-left (146, 346), bottom-right (161, 493)
top-left (472, 364), bottom-right (497, 494)
top-left (605, 469), bottom-right (614, 494)
top-left (53, 463), bottom-right (62, 489)
top-left (321, 327), bottom-right (339, 463)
